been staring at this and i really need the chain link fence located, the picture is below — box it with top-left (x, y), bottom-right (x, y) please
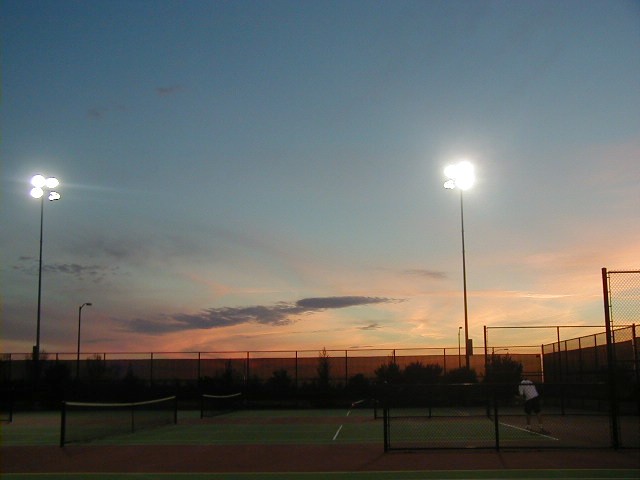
top-left (382, 382), bottom-right (615, 450)
top-left (384, 268), bottom-right (639, 450)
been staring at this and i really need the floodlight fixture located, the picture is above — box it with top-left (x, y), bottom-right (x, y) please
top-left (443, 160), bottom-right (475, 191)
top-left (45, 177), bottom-right (59, 189)
top-left (31, 174), bottom-right (46, 188)
top-left (30, 175), bottom-right (61, 200)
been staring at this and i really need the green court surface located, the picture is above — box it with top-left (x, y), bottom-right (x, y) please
top-left (2, 409), bottom-right (382, 446)
top-left (0, 408), bottom-right (563, 447)
top-left (1, 409), bottom-right (638, 479)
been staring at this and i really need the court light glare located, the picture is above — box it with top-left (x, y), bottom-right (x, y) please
top-left (30, 175), bottom-right (61, 200)
top-left (443, 160), bottom-right (475, 191)
top-left (31, 175), bottom-right (47, 188)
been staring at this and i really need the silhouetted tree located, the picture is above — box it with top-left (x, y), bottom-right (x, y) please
top-left (404, 362), bottom-right (443, 384)
top-left (347, 373), bottom-right (371, 397)
top-left (86, 354), bottom-right (109, 382)
top-left (266, 369), bottom-right (293, 395)
top-left (484, 354), bottom-right (523, 401)
top-left (484, 354), bottom-right (523, 385)
top-left (442, 367), bottom-right (478, 384)
top-left (375, 361), bottom-right (402, 384)
top-left (316, 348), bottom-right (331, 391)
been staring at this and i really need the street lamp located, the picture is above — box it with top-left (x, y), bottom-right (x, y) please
top-left (444, 160), bottom-right (475, 369)
top-left (76, 302), bottom-right (93, 379)
top-left (29, 174), bottom-right (61, 373)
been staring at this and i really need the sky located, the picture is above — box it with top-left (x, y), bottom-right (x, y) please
top-left (1, 0), bottom-right (639, 357)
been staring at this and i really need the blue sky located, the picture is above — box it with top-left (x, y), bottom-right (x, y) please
top-left (2, 0), bottom-right (639, 355)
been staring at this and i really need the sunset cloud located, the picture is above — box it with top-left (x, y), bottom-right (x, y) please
top-left (295, 296), bottom-right (395, 309)
top-left (122, 296), bottom-right (399, 335)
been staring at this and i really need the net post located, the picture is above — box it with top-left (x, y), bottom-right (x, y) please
top-left (60, 401), bottom-right (66, 447)
top-left (131, 402), bottom-right (135, 434)
top-left (173, 395), bottom-right (178, 424)
top-left (383, 401), bottom-right (389, 452)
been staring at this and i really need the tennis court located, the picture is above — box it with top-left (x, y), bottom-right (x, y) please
top-left (1, 404), bottom-right (638, 479)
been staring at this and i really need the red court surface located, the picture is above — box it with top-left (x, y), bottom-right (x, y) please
top-left (2, 444), bottom-right (639, 475)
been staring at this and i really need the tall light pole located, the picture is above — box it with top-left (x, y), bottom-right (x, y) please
top-left (444, 160), bottom-right (475, 369)
top-left (76, 302), bottom-right (93, 379)
top-left (29, 174), bottom-right (61, 377)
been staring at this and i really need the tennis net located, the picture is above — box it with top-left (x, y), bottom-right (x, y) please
top-left (200, 392), bottom-right (243, 418)
top-left (60, 396), bottom-right (177, 446)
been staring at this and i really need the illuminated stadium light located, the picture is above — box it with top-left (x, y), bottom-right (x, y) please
top-left (443, 160), bottom-right (475, 191)
top-left (29, 173), bottom-right (61, 381)
top-left (443, 160), bottom-right (475, 369)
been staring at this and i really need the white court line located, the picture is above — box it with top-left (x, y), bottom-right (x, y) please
top-left (332, 424), bottom-right (343, 441)
top-left (499, 421), bottom-right (559, 441)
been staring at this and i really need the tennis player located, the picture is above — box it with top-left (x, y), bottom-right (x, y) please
top-left (518, 378), bottom-right (546, 433)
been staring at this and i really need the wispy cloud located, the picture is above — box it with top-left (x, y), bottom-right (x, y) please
top-left (156, 85), bottom-right (183, 96)
top-left (87, 106), bottom-right (109, 119)
top-left (359, 323), bottom-right (382, 331)
top-left (122, 296), bottom-right (398, 335)
top-left (87, 104), bottom-right (127, 120)
top-left (403, 269), bottom-right (447, 280)
top-left (13, 257), bottom-right (118, 283)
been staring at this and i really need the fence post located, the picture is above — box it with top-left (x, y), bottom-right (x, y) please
top-left (602, 267), bottom-right (619, 449)
top-left (246, 352), bottom-right (250, 389)
top-left (344, 350), bottom-right (348, 386)
top-left (632, 324), bottom-right (640, 415)
top-left (8, 353), bottom-right (12, 384)
top-left (442, 348), bottom-right (446, 374)
top-left (577, 337), bottom-right (583, 382)
top-left (556, 327), bottom-right (562, 382)
top-left (197, 352), bottom-right (201, 390)
top-left (483, 326), bottom-right (488, 379)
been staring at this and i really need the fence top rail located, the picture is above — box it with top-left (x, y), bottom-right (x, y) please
top-left (542, 324), bottom-right (637, 348)
top-left (1, 346), bottom-right (483, 358)
top-left (486, 325), bottom-right (605, 330)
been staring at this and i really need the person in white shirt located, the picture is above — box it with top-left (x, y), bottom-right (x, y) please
top-left (518, 378), bottom-right (545, 432)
